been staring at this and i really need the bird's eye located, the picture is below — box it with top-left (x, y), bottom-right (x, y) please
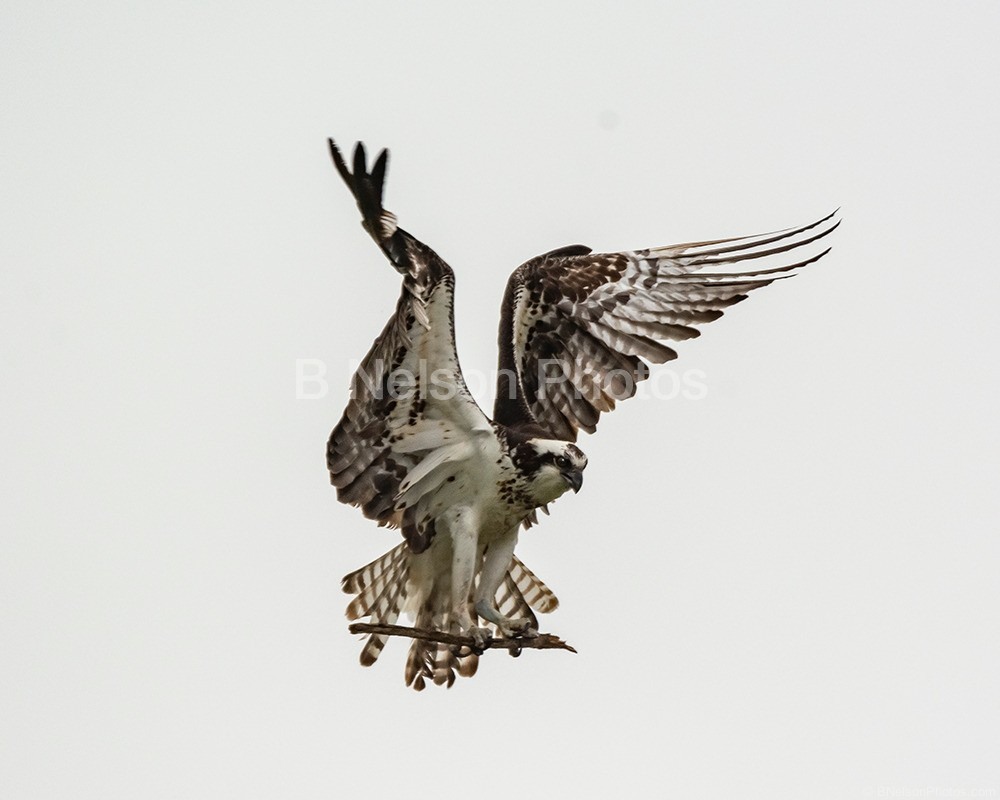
top-left (555, 455), bottom-right (570, 469)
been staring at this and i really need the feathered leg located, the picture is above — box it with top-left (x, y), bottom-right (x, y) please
top-left (443, 507), bottom-right (492, 647)
top-left (474, 526), bottom-right (536, 637)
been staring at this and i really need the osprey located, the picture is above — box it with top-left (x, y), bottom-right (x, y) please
top-left (326, 139), bottom-right (837, 689)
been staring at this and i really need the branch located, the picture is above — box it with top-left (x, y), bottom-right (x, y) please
top-left (348, 622), bottom-right (577, 656)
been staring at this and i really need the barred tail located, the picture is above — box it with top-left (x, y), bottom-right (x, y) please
top-left (342, 544), bottom-right (410, 666)
top-left (506, 555), bottom-right (560, 614)
top-left (343, 549), bottom-right (558, 690)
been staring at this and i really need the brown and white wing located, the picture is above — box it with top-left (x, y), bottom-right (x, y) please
top-left (493, 211), bottom-right (840, 440)
top-left (327, 141), bottom-right (492, 552)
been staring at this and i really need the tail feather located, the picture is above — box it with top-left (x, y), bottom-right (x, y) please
top-left (495, 572), bottom-right (540, 630)
top-left (455, 599), bottom-right (479, 678)
top-left (343, 544), bottom-right (410, 667)
top-left (457, 650), bottom-right (479, 678)
top-left (508, 556), bottom-right (559, 614)
top-left (432, 641), bottom-right (456, 687)
top-left (431, 604), bottom-right (481, 686)
top-left (343, 544), bottom-right (408, 620)
top-left (343, 547), bottom-right (555, 689)
top-left (405, 609), bottom-right (435, 691)
top-left (431, 612), bottom-right (452, 687)
top-left (357, 575), bottom-right (406, 667)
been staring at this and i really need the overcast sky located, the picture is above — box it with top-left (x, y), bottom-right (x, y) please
top-left (3, 2), bottom-right (999, 798)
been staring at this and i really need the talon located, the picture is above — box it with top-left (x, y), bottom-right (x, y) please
top-left (466, 626), bottom-right (491, 653)
top-left (474, 600), bottom-right (538, 639)
top-left (502, 618), bottom-right (538, 639)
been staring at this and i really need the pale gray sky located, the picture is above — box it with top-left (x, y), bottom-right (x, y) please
top-left (3, 2), bottom-right (999, 798)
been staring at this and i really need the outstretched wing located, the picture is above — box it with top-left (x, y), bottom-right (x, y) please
top-left (493, 212), bottom-right (840, 440)
top-left (327, 140), bottom-right (492, 552)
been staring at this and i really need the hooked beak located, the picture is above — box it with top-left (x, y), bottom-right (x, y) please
top-left (562, 469), bottom-right (583, 494)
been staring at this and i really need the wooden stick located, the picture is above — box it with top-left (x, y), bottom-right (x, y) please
top-left (348, 622), bottom-right (577, 655)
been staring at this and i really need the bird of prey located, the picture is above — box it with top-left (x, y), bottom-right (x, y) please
top-left (326, 139), bottom-right (837, 690)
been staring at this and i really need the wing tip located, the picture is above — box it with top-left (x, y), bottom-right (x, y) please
top-left (328, 138), bottom-right (352, 187)
top-left (328, 137), bottom-right (399, 253)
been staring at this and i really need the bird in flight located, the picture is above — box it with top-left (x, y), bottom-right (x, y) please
top-left (326, 139), bottom-right (837, 690)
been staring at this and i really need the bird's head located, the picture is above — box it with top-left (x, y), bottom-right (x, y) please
top-left (516, 439), bottom-right (588, 505)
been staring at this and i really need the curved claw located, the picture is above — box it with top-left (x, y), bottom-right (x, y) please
top-left (475, 599), bottom-right (539, 639)
top-left (503, 619), bottom-right (539, 639)
top-left (466, 626), bottom-right (492, 655)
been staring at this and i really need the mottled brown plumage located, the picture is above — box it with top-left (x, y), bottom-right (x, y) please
top-left (325, 138), bottom-right (837, 689)
top-left (493, 212), bottom-right (839, 441)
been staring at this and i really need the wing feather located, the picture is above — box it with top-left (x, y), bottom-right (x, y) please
top-left (326, 141), bottom-right (491, 551)
top-left (494, 211), bottom-right (839, 439)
